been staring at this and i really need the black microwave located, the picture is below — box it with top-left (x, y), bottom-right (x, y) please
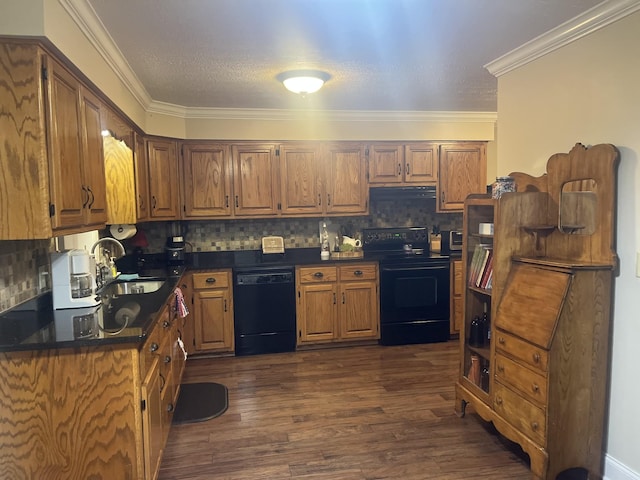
top-left (441, 230), bottom-right (463, 253)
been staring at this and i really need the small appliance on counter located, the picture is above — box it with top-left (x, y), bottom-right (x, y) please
top-left (53, 305), bottom-right (101, 340)
top-left (165, 236), bottom-right (186, 266)
top-left (261, 235), bottom-right (285, 254)
top-left (51, 250), bottom-right (100, 310)
top-left (441, 230), bottom-right (463, 254)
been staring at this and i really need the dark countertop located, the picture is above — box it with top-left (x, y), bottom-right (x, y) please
top-left (0, 248), bottom-right (458, 353)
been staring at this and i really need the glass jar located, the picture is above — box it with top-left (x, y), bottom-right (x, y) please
top-left (492, 176), bottom-right (516, 199)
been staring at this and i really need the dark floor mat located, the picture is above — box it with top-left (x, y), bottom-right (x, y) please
top-left (172, 382), bottom-right (228, 425)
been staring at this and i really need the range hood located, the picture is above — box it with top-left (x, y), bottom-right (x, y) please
top-left (369, 185), bottom-right (437, 201)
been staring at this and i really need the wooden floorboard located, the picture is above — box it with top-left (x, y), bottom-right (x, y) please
top-left (158, 341), bottom-right (531, 479)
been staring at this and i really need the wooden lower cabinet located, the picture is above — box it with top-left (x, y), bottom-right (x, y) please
top-left (0, 284), bottom-right (187, 480)
top-left (450, 258), bottom-right (463, 336)
top-left (296, 263), bottom-right (379, 346)
top-left (191, 270), bottom-right (235, 353)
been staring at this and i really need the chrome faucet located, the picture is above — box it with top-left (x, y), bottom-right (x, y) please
top-left (91, 237), bottom-right (126, 288)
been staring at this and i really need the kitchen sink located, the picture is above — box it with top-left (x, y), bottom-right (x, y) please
top-left (107, 279), bottom-right (166, 296)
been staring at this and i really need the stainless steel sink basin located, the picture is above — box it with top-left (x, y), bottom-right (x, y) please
top-left (109, 279), bottom-right (165, 295)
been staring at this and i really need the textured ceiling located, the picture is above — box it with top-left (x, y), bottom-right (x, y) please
top-left (86, 0), bottom-right (602, 112)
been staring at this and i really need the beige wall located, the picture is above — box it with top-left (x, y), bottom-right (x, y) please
top-left (497, 11), bottom-right (640, 478)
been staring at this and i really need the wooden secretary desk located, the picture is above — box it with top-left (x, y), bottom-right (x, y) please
top-left (455, 143), bottom-right (619, 480)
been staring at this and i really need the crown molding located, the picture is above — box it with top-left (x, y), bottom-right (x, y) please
top-left (485, 0), bottom-right (640, 77)
top-left (147, 102), bottom-right (498, 123)
top-left (58, 0), bottom-right (151, 109)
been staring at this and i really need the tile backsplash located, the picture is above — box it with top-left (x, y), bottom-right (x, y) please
top-left (0, 199), bottom-right (461, 314)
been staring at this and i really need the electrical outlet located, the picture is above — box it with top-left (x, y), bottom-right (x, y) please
top-left (38, 266), bottom-right (49, 290)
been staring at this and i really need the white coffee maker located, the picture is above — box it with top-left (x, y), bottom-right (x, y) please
top-left (51, 249), bottom-right (100, 310)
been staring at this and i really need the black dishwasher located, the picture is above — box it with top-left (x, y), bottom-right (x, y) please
top-left (233, 266), bottom-right (296, 356)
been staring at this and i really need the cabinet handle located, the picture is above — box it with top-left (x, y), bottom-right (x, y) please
top-left (533, 352), bottom-right (541, 363)
top-left (149, 342), bottom-right (159, 353)
top-left (441, 191), bottom-right (445, 203)
top-left (531, 421), bottom-right (539, 431)
top-left (164, 355), bottom-right (171, 364)
top-left (495, 396), bottom-right (503, 405)
top-left (224, 299), bottom-right (227, 312)
top-left (342, 292), bottom-right (346, 304)
top-left (532, 383), bottom-right (539, 393)
top-left (235, 195), bottom-right (239, 208)
top-left (159, 373), bottom-right (165, 390)
top-left (498, 337), bottom-right (505, 345)
top-left (333, 293), bottom-right (336, 305)
top-left (225, 195), bottom-right (229, 208)
top-left (406, 163), bottom-right (410, 175)
top-left (163, 320), bottom-right (171, 328)
top-left (205, 277), bottom-right (216, 284)
top-left (353, 270), bottom-right (363, 276)
top-left (327, 194), bottom-right (331, 206)
top-left (497, 364), bottom-right (504, 373)
top-left (87, 187), bottom-right (95, 208)
top-left (152, 196), bottom-right (157, 209)
top-left (167, 403), bottom-right (174, 413)
top-left (318, 194), bottom-right (321, 206)
top-left (397, 163), bottom-right (402, 176)
top-left (81, 185), bottom-right (89, 208)
top-left (313, 272), bottom-right (324, 279)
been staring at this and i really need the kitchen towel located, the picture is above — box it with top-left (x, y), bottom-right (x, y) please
top-left (175, 287), bottom-right (189, 318)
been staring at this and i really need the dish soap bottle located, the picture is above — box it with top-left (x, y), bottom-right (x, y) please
top-left (320, 222), bottom-right (330, 260)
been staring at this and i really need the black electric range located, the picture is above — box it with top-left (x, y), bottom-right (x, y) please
top-left (363, 227), bottom-right (450, 345)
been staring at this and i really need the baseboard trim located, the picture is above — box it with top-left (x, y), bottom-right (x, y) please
top-left (605, 454), bottom-right (640, 480)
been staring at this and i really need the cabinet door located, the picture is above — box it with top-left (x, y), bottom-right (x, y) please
top-left (339, 281), bottom-right (379, 340)
top-left (232, 143), bottom-right (279, 216)
top-left (368, 143), bottom-right (404, 185)
top-left (148, 139), bottom-right (179, 219)
top-left (405, 143), bottom-right (438, 184)
top-left (297, 283), bottom-right (338, 344)
top-left (46, 58), bottom-right (86, 230)
top-left (141, 357), bottom-right (163, 480)
top-left (450, 258), bottom-right (463, 335)
top-left (134, 132), bottom-right (150, 222)
top-left (279, 143), bottom-right (323, 215)
top-left (194, 289), bottom-right (234, 352)
top-left (182, 143), bottom-right (232, 218)
top-left (324, 142), bottom-right (368, 214)
top-left (79, 86), bottom-right (108, 226)
top-left (438, 143), bottom-right (487, 211)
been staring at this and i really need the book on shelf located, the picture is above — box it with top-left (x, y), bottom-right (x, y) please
top-left (468, 244), bottom-right (493, 289)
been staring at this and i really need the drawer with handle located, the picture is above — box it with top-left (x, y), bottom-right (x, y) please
top-left (495, 353), bottom-right (548, 406)
top-left (298, 266), bottom-right (338, 283)
top-left (495, 328), bottom-right (548, 373)
top-left (339, 263), bottom-right (377, 281)
top-left (494, 381), bottom-right (546, 446)
top-left (192, 271), bottom-right (229, 289)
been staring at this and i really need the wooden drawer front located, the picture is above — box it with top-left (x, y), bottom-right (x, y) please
top-left (495, 329), bottom-right (548, 373)
top-left (298, 266), bottom-right (337, 283)
top-left (193, 271), bottom-right (229, 289)
top-left (495, 353), bottom-right (547, 406)
top-left (494, 381), bottom-right (546, 446)
top-left (339, 264), bottom-right (377, 282)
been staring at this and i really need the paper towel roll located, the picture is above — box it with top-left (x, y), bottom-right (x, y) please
top-left (110, 224), bottom-right (137, 240)
top-left (114, 301), bottom-right (141, 326)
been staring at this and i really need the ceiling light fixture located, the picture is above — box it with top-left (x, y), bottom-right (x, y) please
top-left (277, 70), bottom-right (331, 95)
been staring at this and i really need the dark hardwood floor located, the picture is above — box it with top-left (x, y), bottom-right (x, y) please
top-left (158, 341), bottom-right (531, 479)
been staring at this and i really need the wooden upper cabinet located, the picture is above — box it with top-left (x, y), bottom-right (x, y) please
top-left (232, 143), bottom-right (280, 217)
top-left (47, 57), bottom-right (107, 232)
top-left (368, 143), bottom-right (404, 185)
top-left (438, 142), bottom-right (487, 212)
top-left (147, 138), bottom-right (180, 220)
top-left (134, 132), bottom-right (150, 222)
top-left (405, 143), bottom-right (438, 184)
top-left (181, 142), bottom-right (232, 218)
top-left (324, 142), bottom-right (368, 215)
top-left (279, 143), bottom-right (323, 216)
top-left (0, 43), bottom-right (51, 239)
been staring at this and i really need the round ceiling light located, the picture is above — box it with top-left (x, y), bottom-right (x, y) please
top-left (277, 70), bottom-right (331, 95)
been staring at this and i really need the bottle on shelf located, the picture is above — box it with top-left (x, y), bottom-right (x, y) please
top-left (469, 315), bottom-right (481, 347)
top-left (481, 302), bottom-right (490, 345)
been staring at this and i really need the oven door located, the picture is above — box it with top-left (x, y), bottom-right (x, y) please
top-left (379, 261), bottom-right (450, 344)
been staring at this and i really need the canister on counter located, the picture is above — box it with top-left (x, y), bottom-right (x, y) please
top-left (492, 176), bottom-right (516, 199)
